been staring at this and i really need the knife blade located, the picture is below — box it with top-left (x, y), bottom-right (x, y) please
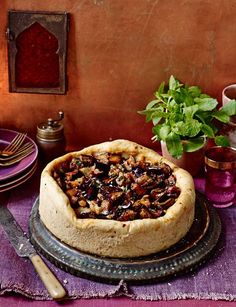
top-left (0, 204), bottom-right (66, 300)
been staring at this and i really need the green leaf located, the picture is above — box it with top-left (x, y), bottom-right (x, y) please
top-left (184, 95), bottom-right (194, 107)
top-left (151, 110), bottom-right (168, 120)
top-left (168, 75), bottom-right (182, 91)
top-left (150, 106), bottom-right (164, 125)
top-left (152, 116), bottom-right (162, 125)
top-left (138, 107), bottom-right (160, 116)
top-left (194, 97), bottom-right (218, 111)
top-left (166, 132), bottom-right (183, 159)
top-left (152, 124), bottom-right (170, 141)
top-left (168, 98), bottom-right (178, 108)
top-left (137, 108), bottom-right (156, 122)
top-left (221, 99), bottom-right (236, 116)
top-left (146, 113), bottom-right (152, 122)
top-left (173, 119), bottom-right (201, 137)
top-left (212, 110), bottom-right (230, 123)
top-left (215, 135), bottom-right (230, 146)
top-left (146, 100), bottom-right (159, 109)
top-left (168, 90), bottom-right (179, 103)
top-left (195, 113), bottom-right (206, 124)
top-left (169, 75), bottom-right (177, 90)
top-left (158, 81), bottom-right (165, 95)
top-left (183, 105), bottom-right (199, 118)
top-left (159, 124), bottom-right (170, 140)
top-left (209, 121), bottom-right (218, 134)
top-left (201, 124), bottom-right (215, 137)
top-left (152, 125), bottom-right (160, 138)
top-left (137, 109), bottom-right (147, 115)
top-left (188, 86), bottom-right (201, 98)
top-left (137, 109), bottom-right (151, 122)
top-left (200, 94), bottom-right (210, 98)
top-left (182, 137), bottom-right (206, 152)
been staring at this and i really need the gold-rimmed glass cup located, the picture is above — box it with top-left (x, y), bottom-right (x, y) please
top-left (205, 146), bottom-right (236, 208)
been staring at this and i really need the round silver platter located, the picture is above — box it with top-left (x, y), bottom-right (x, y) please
top-left (29, 192), bottom-right (221, 284)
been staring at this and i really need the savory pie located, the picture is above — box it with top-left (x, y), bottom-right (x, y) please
top-left (39, 139), bottom-right (195, 258)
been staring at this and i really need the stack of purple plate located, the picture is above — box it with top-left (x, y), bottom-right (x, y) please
top-left (0, 129), bottom-right (38, 192)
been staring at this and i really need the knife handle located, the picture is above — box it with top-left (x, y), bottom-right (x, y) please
top-left (30, 254), bottom-right (67, 300)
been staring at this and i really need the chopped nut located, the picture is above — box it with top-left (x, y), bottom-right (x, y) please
top-left (78, 199), bottom-right (87, 207)
top-left (117, 209), bottom-right (137, 221)
top-left (116, 172), bottom-right (125, 186)
top-left (66, 188), bottom-right (77, 198)
top-left (101, 199), bottom-right (111, 211)
top-left (94, 152), bottom-right (109, 164)
top-left (110, 191), bottom-right (124, 202)
top-left (123, 155), bottom-right (135, 171)
top-left (133, 200), bottom-right (142, 209)
top-left (79, 154), bottom-right (94, 166)
top-left (139, 207), bottom-right (152, 219)
top-left (140, 195), bottom-right (151, 207)
top-left (88, 200), bottom-right (102, 215)
top-left (108, 165), bottom-right (120, 178)
top-left (131, 183), bottom-right (147, 196)
top-left (109, 154), bottom-right (121, 164)
top-left (70, 177), bottom-right (84, 188)
top-left (149, 208), bottom-right (163, 218)
top-left (80, 165), bottom-right (95, 177)
top-left (136, 174), bottom-right (154, 187)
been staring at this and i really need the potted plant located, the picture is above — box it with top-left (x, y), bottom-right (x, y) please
top-left (138, 75), bottom-right (236, 175)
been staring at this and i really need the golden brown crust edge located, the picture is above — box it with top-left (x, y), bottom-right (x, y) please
top-left (39, 139), bottom-right (195, 258)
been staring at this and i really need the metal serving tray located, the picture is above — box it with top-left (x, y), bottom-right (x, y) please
top-left (29, 192), bottom-right (221, 284)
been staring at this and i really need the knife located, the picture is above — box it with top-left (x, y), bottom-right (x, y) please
top-left (0, 204), bottom-right (67, 300)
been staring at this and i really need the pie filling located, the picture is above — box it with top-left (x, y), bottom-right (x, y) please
top-left (53, 152), bottom-right (181, 221)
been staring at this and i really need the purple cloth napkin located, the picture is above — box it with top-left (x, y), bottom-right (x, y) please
top-left (0, 174), bottom-right (235, 301)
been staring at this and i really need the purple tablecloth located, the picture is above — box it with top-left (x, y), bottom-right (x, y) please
top-left (0, 171), bottom-right (235, 301)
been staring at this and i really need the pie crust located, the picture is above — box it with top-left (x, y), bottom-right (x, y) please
top-left (39, 139), bottom-right (195, 258)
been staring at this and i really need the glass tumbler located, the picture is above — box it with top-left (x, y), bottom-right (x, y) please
top-left (205, 146), bottom-right (236, 208)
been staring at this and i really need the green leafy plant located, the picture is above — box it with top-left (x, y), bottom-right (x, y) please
top-left (138, 75), bottom-right (236, 159)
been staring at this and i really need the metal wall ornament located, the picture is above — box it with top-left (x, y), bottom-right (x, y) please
top-left (7, 11), bottom-right (69, 94)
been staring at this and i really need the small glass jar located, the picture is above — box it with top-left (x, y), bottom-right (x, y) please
top-left (36, 111), bottom-right (66, 162)
top-left (205, 146), bottom-right (236, 208)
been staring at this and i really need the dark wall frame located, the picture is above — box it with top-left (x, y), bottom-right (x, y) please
top-left (7, 10), bottom-right (69, 94)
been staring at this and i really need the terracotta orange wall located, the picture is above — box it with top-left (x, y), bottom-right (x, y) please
top-left (1, 0), bottom-right (236, 151)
